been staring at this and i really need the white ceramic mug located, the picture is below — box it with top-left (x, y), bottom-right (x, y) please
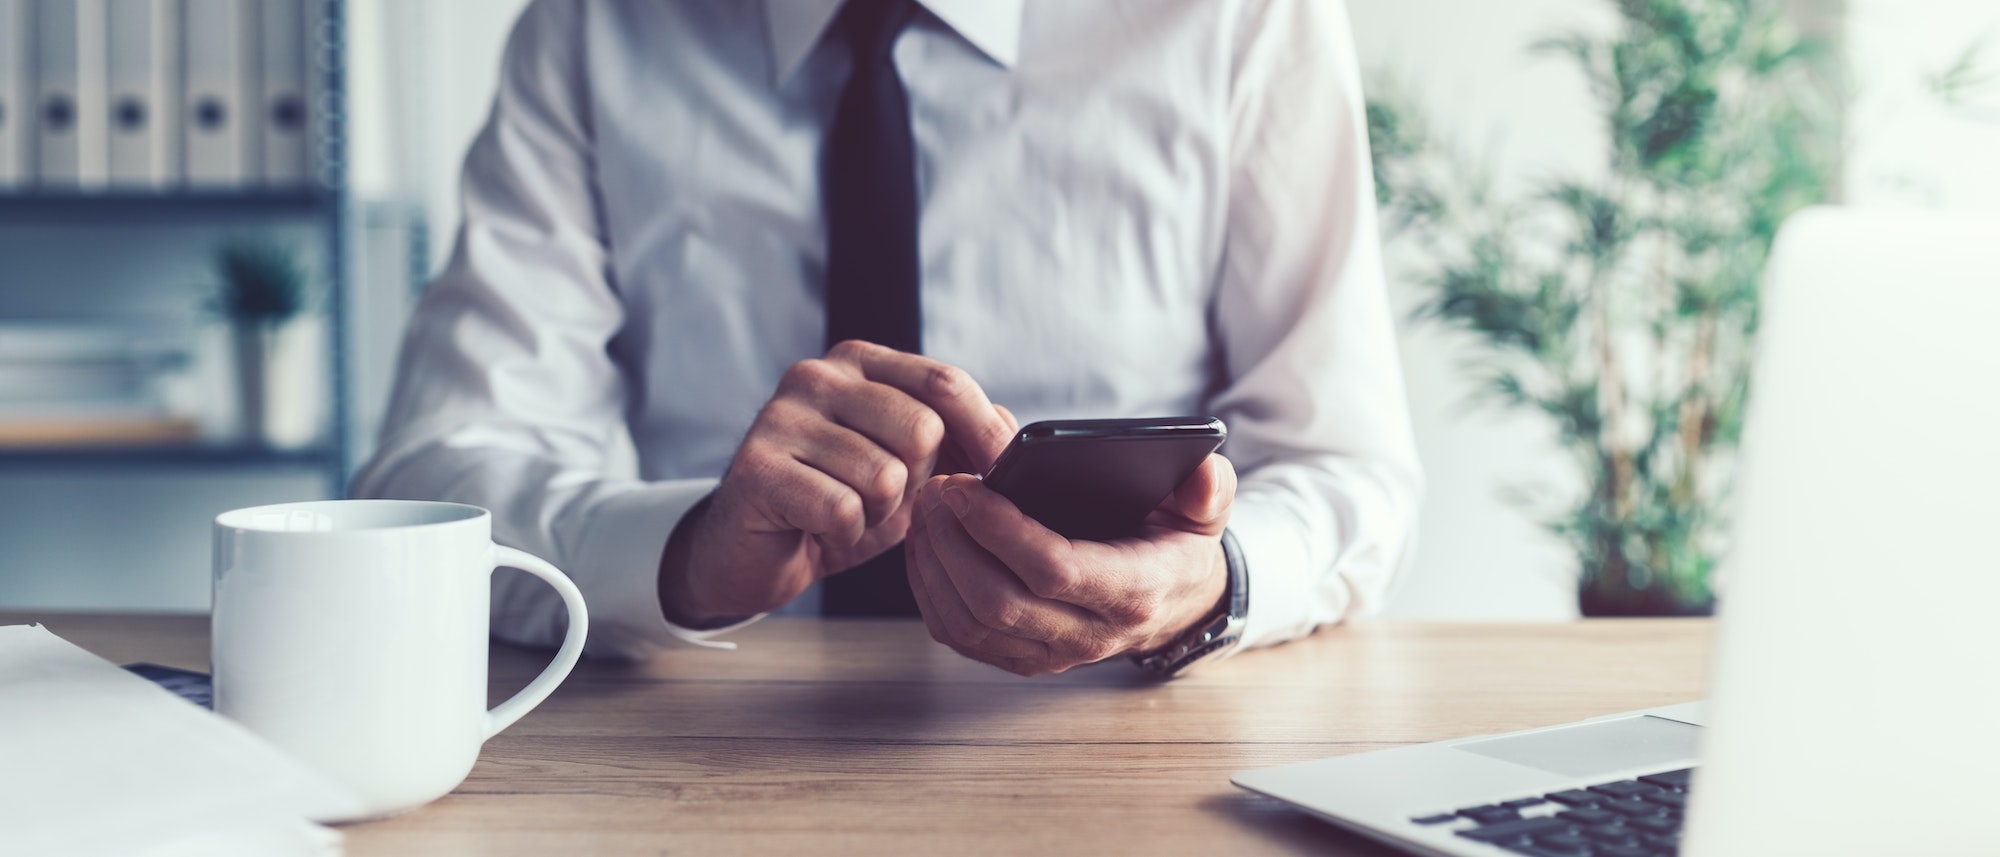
top-left (212, 499), bottom-right (589, 821)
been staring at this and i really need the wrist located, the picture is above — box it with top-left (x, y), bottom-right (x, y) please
top-left (1132, 529), bottom-right (1249, 677)
top-left (1138, 537), bottom-right (1231, 653)
top-left (658, 495), bottom-right (729, 628)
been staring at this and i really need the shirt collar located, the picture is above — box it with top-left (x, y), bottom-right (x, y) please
top-left (765, 0), bottom-right (1024, 84)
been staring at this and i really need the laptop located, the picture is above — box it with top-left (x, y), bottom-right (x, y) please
top-left (1232, 207), bottom-right (2000, 857)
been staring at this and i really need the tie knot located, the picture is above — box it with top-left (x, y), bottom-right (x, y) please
top-left (839, 0), bottom-right (918, 63)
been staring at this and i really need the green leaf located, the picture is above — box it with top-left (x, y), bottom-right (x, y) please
top-left (1928, 37), bottom-right (1998, 107)
top-left (213, 239), bottom-right (309, 326)
top-left (1635, 81), bottom-right (1717, 169)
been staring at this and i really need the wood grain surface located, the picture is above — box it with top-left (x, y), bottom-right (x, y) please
top-left (8, 613), bottom-right (1711, 856)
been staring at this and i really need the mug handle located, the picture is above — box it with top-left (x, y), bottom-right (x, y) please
top-left (483, 545), bottom-right (590, 739)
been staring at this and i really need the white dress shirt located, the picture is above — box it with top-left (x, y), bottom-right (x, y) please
top-left (353, 0), bottom-right (1422, 661)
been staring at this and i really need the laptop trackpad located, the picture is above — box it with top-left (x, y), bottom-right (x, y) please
top-left (1456, 715), bottom-right (1702, 779)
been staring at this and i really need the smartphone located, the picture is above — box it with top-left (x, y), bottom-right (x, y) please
top-left (980, 416), bottom-right (1227, 541)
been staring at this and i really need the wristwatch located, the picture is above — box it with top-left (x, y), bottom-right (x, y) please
top-left (1133, 528), bottom-right (1248, 678)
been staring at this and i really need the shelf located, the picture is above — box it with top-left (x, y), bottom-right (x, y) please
top-left (0, 444), bottom-right (340, 470)
top-left (0, 191), bottom-right (338, 225)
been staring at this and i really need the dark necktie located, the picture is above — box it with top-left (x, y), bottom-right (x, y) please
top-left (820, 0), bottom-right (923, 618)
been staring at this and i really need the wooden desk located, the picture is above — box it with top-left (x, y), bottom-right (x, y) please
top-left (15, 614), bottom-right (1709, 856)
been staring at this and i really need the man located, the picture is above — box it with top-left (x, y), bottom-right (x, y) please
top-left (353, 0), bottom-right (1421, 677)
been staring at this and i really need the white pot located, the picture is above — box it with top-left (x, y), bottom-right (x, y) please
top-left (231, 320), bottom-right (323, 448)
top-left (232, 325), bottom-right (274, 445)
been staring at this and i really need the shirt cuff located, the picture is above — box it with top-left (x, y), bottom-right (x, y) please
top-left (1226, 490), bottom-right (1340, 651)
top-left (569, 477), bottom-right (763, 655)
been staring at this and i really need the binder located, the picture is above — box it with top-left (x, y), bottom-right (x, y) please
top-left (181, 0), bottom-right (254, 187)
top-left (106, 0), bottom-right (177, 188)
top-left (0, 0), bottom-right (28, 188)
top-left (34, 0), bottom-right (110, 188)
top-left (257, 0), bottom-right (307, 186)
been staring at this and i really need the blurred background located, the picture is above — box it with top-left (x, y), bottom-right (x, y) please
top-left (0, 0), bottom-right (1994, 618)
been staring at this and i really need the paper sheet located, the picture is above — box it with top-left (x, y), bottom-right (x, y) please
top-left (0, 624), bottom-right (361, 857)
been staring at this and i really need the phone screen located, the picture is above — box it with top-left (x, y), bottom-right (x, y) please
top-left (982, 417), bottom-right (1225, 541)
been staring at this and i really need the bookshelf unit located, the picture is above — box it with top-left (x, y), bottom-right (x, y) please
top-left (0, 0), bottom-right (353, 492)
top-left (0, 0), bottom-right (379, 614)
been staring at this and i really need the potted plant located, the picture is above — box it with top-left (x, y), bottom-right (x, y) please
top-left (1368, 0), bottom-right (1838, 615)
top-left (211, 239), bottom-right (309, 446)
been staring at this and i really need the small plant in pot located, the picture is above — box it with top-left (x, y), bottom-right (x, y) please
top-left (211, 239), bottom-right (309, 446)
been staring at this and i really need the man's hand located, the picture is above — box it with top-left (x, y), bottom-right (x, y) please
top-left (659, 340), bottom-right (1016, 626)
top-left (905, 454), bottom-right (1237, 676)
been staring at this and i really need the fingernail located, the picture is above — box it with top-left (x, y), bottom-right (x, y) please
top-left (942, 485), bottom-right (970, 516)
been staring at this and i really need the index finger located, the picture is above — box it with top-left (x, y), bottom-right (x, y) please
top-left (829, 340), bottom-right (1015, 472)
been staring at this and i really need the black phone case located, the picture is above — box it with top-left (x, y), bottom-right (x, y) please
top-left (981, 417), bottom-right (1225, 541)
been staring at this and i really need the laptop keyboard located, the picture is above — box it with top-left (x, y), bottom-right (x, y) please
top-left (1409, 768), bottom-right (1693, 856)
